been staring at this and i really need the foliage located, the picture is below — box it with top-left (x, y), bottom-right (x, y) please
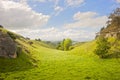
top-left (25, 37), bottom-right (30, 40)
top-left (7, 31), bottom-right (17, 40)
top-left (97, 8), bottom-right (120, 39)
top-left (28, 41), bottom-right (33, 45)
top-left (109, 40), bottom-right (120, 58)
top-left (95, 8), bottom-right (120, 58)
top-left (69, 46), bottom-right (74, 50)
top-left (0, 25), bottom-right (3, 28)
top-left (57, 38), bottom-right (72, 51)
top-left (64, 38), bottom-right (72, 51)
top-left (94, 37), bottom-right (111, 58)
top-left (100, 27), bottom-right (105, 32)
top-left (35, 38), bottom-right (41, 41)
top-left (108, 8), bottom-right (120, 27)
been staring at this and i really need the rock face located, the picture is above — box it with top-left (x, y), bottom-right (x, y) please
top-left (0, 30), bottom-right (17, 58)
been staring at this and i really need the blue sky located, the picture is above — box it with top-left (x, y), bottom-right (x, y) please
top-left (28, 0), bottom-right (117, 26)
top-left (0, 0), bottom-right (119, 41)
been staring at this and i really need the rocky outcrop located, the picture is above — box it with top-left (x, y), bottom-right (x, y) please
top-left (96, 29), bottom-right (120, 39)
top-left (0, 30), bottom-right (17, 58)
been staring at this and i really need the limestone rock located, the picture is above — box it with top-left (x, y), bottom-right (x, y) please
top-left (0, 30), bottom-right (17, 58)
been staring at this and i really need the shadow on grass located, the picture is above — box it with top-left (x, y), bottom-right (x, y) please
top-left (0, 51), bottom-right (36, 73)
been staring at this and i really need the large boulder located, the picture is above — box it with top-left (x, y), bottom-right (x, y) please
top-left (0, 30), bottom-right (17, 58)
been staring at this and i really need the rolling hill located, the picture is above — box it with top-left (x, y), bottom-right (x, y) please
top-left (0, 28), bottom-right (120, 80)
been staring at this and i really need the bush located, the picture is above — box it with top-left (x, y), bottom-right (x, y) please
top-left (69, 46), bottom-right (74, 50)
top-left (16, 45), bottom-right (22, 57)
top-left (35, 38), bottom-right (41, 41)
top-left (7, 32), bottom-right (17, 40)
top-left (110, 40), bottom-right (120, 58)
top-left (94, 37), bottom-right (110, 58)
top-left (57, 38), bottom-right (72, 51)
top-left (0, 25), bottom-right (3, 28)
top-left (28, 41), bottom-right (33, 45)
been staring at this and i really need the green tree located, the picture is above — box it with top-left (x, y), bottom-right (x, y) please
top-left (63, 38), bottom-right (72, 51)
top-left (107, 8), bottom-right (120, 32)
top-left (57, 38), bottom-right (72, 51)
top-left (94, 37), bottom-right (110, 58)
top-left (56, 39), bottom-right (65, 50)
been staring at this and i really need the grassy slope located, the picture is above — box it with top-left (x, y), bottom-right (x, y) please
top-left (70, 41), bottom-right (97, 57)
top-left (0, 29), bottom-right (120, 80)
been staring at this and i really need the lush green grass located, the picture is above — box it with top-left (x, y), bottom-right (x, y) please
top-left (0, 38), bottom-right (120, 80)
top-left (70, 41), bottom-right (97, 57)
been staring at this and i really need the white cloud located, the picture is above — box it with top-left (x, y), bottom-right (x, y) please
top-left (11, 27), bottom-right (95, 41)
top-left (35, 0), bottom-right (46, 2)
top-left (64, 11), bottom-right (107, 28)
top-left (65, 0), bottom-right (84, 7)
top-left (73, 12), bottom-right (97, 21)
top-left (0, 0), bottom-right (50, 29)
top-left (54, 6), bottom-right (63, 15)
top-left (35, 0), bottom-right (59, 5)
top-left (54, 6), bottom-right (63, 12)
top-left (116, 0), bottom-right (120, 3)
top-left (38, 0), bottom-right (62, 15)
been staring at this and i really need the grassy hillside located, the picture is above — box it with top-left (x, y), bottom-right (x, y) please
top-left (70, 41), bottom-right (97, 57)
top-left (0, 29), bottom-right (120, 80)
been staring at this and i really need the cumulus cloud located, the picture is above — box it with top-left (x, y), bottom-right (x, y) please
top-left (65, 0), bottom-right (84, 7)
top-left (54, 6), bottom-right (63, 15)
top-left (35, 0), bottom-right (59, 5)
top-left (0, 0), bottom-right (50, 29)
top-left (35, 0), bottom-right (46, 2)
top-left (116, 0), bottom-right (120, 3)
top-left (64, 11), bottom-right (107, 28)
top-left (73, 12), bottom-right (97, 21)
top-left (11, 27), bottom-right (95, 41)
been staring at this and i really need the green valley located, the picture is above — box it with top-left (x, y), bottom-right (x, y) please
top-left (0, 1), bottom-right (120, 80)
top-left (0, 35), bottom-right (120, 80)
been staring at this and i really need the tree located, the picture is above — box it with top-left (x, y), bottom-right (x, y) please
top-left (63, 38), bottom-right (72, 51)
top-left (57, 38), bottom-right (72, 51)
top-left (0, 25), bottom-right (3, 28)
top-left (100, 27), bottom-right (105, 32)
top-left (56, 39), bottom-right (64, 50)
top-left (107, 8), bottom-right (120, 30)
top-left (7, 32), bottom-right (17, 40)
top-left (35, 38), bottom-right (41, 41)
top-left (95, 8), bottom-right (120, 58)
top-left (94, 37), bottom-right (110, 58)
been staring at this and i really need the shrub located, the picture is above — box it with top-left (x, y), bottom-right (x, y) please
top-left (0, 25), bottom-right (3, 28)
top-left (94, 37), bottom-right (111, 58)
top-left (28, 41), bottom-right (33, 45)
top-left (57, 38), bottom-right (72, 51)
top-left (69, 46), bottom-right (74, 50)
top-left (16, 45), bottom-right (22, 57)
top-left (110, 40), bottom-right (120, 58)
top-left (7, 32), bottom-right (17, 40)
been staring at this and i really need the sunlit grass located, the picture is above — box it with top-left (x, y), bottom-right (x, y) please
top-left (0, 38), bottom-right (120, 80)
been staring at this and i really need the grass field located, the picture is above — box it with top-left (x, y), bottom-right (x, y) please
top-left (0, 39), bottom-right (120, 80)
